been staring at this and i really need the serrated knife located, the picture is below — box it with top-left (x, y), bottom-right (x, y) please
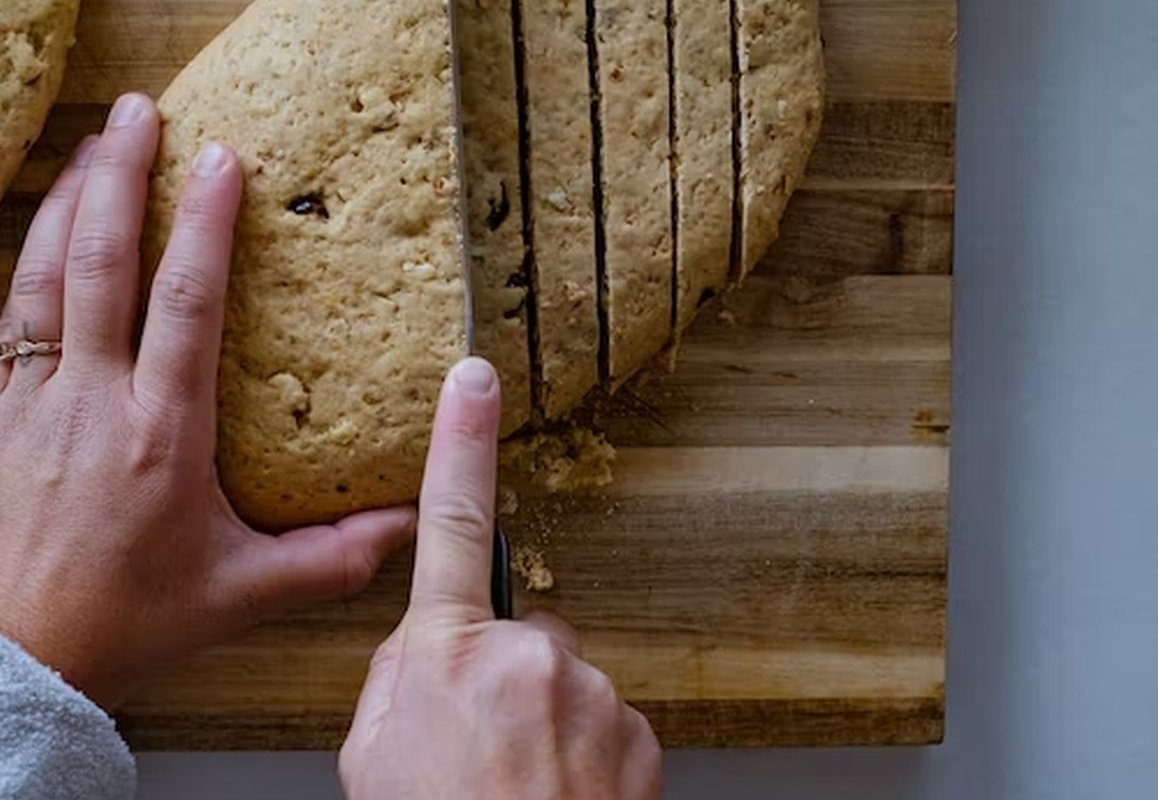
top-left (447, 0), bottom-right (515, 621)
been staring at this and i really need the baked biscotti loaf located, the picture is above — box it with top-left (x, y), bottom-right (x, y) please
top-left (738, 0), bottom-right (825, 276)
top-left (146, 0), bottom-right (466, 530)
top-left (0, 0), bottom-right (80, 197)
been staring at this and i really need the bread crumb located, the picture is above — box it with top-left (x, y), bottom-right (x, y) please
top-left (501, 426), bottom-right (616, 493)
top-left (546, 188), bottom-right (569, 211)
top-left (497, 486), bottom-right (519, 516)
top-left (512, 546), bottom-right (555, 593)
top-left (664, 350), bottom-right (677, 373)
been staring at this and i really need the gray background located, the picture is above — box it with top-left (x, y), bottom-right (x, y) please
top-left (138, 0), bottom-right (1158, 796)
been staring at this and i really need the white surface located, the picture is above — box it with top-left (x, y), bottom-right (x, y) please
top-left (138, 0), bottom-right (1158, 796)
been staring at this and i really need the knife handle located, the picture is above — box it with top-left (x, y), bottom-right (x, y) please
top-left (491, 524), bottom-right (514, 620)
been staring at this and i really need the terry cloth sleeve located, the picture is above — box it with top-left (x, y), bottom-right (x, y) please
top-left (0, 636), bottom-right (135, 799)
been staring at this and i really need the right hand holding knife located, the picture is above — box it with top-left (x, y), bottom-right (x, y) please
top-left (339, 357), bottom-right (662, 800)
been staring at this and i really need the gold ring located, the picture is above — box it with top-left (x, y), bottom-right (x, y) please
top-left (0, 338), bottom-right (61, 365)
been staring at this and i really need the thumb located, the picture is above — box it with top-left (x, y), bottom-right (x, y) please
top-left (225, 507), bottom-right (417, 618)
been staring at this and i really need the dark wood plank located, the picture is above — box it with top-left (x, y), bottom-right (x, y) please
top-left (119, 696), bottom-right (944, 751)
top-left (4, 100), bottom-right (956, 198)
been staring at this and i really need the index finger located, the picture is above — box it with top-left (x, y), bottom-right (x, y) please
top-left (409, 357), bottom-right (502, 622)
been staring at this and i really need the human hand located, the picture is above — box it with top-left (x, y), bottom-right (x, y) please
top-left (0, 93), bottom-right (415, 710)
top-left (338, 357), bottom-right (662, 800)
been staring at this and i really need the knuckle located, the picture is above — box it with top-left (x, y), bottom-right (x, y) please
top-left (125, 412), bottom-right (178, 474)
top-left (510, 629), bottom-right (566, 686)
top-left (585, 667), bottom-right (619, 707)
top-left (43, 174), bottom-right (79, 206)
top-left (340, 540), bottom-right (380, 597)
top-left (447, 415), bottom-right (494, 446)
top-left (68, 228), bottom-right (136, 281)
top-left (127, 431), bottom-right (172, 475)
top-left (8, 259), bottom-right (63, 301)
top-left (368, 638), bottom-right (401, 676)
top-left (175, 190), bottom-right (224, 233)
top-left (642, 733), bottom-right (662, 770)
top-left (132, 368), bottom-right (199, 420)
top-left (629, 707), bottom-right (661, 751)
top-left (426, 489), bottom-right (491, 539)
top-left (88, 145), bottom-right (147, 176)
top-left (151, 267), bottom-right (219, 323)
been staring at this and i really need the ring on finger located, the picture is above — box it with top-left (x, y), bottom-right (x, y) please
top-left (0, 323), bottom-right (62, 366)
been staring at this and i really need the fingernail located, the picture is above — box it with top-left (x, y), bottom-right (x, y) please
top-left (71, 136), bottom-right (98, 167)
top-left (107, 94), bottom-right (150, 128)
top-left (193, 142), bottom-right (231, 177)
top-left (452, 357), bottom-right (496, 398)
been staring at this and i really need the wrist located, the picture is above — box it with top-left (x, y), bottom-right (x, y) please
top-left (0, 606), bottom-right (118, 710)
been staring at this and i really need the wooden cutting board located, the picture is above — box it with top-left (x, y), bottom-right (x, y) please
top-left (0, 0), bottom-right (955, 748)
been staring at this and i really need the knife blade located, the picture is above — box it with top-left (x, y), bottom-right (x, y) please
top-left (446, 0), bottom-right (513, 620)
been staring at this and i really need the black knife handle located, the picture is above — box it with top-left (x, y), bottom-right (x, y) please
top-left (491, 524), bottom-right (514, 620)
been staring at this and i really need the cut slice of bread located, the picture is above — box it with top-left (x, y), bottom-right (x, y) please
top-left (737, 0), bottom-right (825, 276)
top-left (521, 0), bottom-right (600, 419)
top-left (596, 0), bottom-right (674, 382)
top-left (672, 0), bottom-right (734, 335)
top-left (145, 0), bottom-right (466, 530)
top-left (0, 0), bottom-right (80, 197)
top-left (456, 0), bottom-right (532, 437)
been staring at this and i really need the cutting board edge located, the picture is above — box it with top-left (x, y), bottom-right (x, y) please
top-left (117, 694), bottom-right (945, 751)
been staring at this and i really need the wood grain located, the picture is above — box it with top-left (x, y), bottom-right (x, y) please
top-left (0, 0), bottom-right (956, 748)
top-left (55, 0), bottom-right (956, 104)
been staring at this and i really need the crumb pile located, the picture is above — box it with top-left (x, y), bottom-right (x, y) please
top-left (511, 546), bottom-right (555, 593)
top-left (500, 425), bottom-right (617, 494)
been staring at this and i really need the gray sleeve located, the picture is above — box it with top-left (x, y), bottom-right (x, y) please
top-left (0, 636), bottom-right (135, 800)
